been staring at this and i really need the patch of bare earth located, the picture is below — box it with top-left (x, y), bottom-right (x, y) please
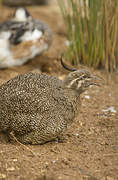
top-left (0, 2), bottom-right (118, 180)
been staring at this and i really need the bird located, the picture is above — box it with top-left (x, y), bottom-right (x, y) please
top-left (0, 7), bottom-right (53, 68)
top-left (0, 58), bottom-right (102, 144)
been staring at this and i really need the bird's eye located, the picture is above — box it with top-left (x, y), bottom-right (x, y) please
top-left (80, 75), bottom-right (88, 80)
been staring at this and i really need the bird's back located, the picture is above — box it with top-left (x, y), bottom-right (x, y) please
top-left (0, 72), bottom-right (63, 113)
top-left (0, 72), bottom-right (79, 135)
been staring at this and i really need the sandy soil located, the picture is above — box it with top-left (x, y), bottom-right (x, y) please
top-left (0, 2), bottom-right (118, 180)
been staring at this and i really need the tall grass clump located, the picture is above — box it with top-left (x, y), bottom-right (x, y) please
top-left (58, 0), bottom-right (118, 72)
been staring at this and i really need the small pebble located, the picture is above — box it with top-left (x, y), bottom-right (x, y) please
top-left (52, 160), bottom-right (56, 163)
top-left (85, 95), bottom-right (90, 99)
top-left (7, 167), bottom-right (15, 171)
top-left (102, 106), bottom-right (116, 113)
top-left (0, 174), bottom-right (6, 179)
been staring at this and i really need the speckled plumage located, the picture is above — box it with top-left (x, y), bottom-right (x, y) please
top-left (0, 72), bottom-right (80, 144)
top-left (0, 64), bottom-right (101, 144)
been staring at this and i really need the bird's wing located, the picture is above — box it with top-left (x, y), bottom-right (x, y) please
top-left (0, 20), bottom-right (33, 45)
top-left (9, 28), bottom-right (27, 45)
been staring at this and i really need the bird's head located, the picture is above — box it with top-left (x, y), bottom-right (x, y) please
top-left (13, 7), bottom-right (31, 21)
top-left (61, 57), bottom-right (103, 94)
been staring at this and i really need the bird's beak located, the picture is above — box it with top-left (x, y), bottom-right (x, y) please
top-left (90, 75), bottom-right (104, 86)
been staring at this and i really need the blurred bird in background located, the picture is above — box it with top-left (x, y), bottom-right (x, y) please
top-left (0, 7), bottom-right (53, 68)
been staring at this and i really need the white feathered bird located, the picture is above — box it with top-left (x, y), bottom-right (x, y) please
top-left (0, 7), bottom-right (53, 68)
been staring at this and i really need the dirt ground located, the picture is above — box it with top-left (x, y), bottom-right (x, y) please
top-left (0, 2), bottom-right (118, 180)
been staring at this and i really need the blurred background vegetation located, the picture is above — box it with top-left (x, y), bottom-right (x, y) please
top-left (0, 0), bottom-right (2, 5)
top-left (58, 0), bottom-right (118, 72)
top-left (0, 0), bottom-right (118, 72)
top-left (1, 0), bottom-right (49, 6)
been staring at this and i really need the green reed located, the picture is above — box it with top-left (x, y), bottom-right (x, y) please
top-left (58, 0), bottom-right (118, 72)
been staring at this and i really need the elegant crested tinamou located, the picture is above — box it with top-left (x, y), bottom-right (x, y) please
top-left (0, 59), bottom-right (102, 144)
